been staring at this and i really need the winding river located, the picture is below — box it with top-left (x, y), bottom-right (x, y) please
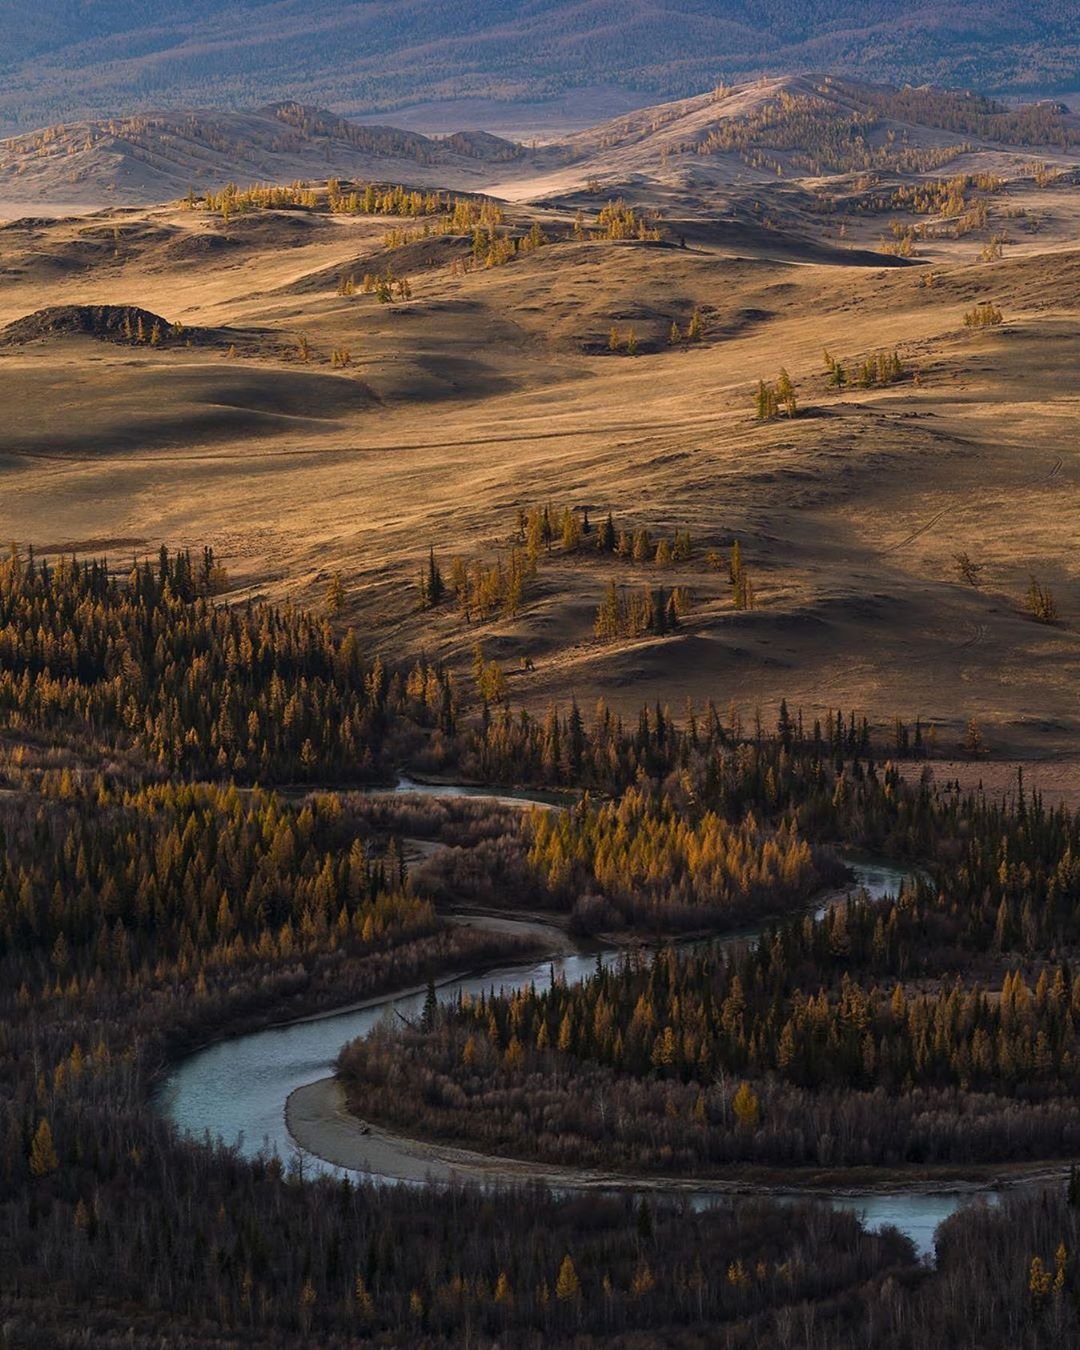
top-left (156, 779), bottom-right (1002, 1260)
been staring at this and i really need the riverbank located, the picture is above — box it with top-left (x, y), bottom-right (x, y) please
top-left (287, 1076), bottom-right (1070, 1199)
top-left (283, 912), bottom-right (576, 1027)
top-left (152, 918), bottom-right (554, 1098)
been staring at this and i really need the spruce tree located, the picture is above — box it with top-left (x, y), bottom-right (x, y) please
top-left (423, 548), bottom-right (444, 608)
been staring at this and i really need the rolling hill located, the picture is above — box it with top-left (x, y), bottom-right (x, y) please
top-left (0, 74), bottom-right (1079, 754)
top-left (0, 103), bottom-right (528, 206)
top-left (3, 76), bottom-right (1077, 208)
top-left (0, 1), bottom-right (1075, 135)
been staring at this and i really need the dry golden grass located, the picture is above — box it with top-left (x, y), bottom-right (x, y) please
top-left (1, 161), bottom-right (1079, 765)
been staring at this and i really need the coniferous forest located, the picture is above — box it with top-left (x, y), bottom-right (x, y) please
top-left (4, 545), bottom-right (1080, 1347)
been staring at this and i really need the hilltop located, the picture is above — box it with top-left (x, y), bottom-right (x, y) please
top-left (0, 103), bottom-right (526, 206)
top-left (3, 77), bottom-right (1078, 208)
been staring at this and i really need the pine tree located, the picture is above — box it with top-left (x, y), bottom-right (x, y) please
top-left (1026, 575), bottom-right (1057, 623)
top-left (777, 699), bottom-right (793, 751)
top-left (595, 581), bottom-right (621, 640)
top-left (1068, 1162), bottom-right (1080, 1208)
top-left (650, 588), bottom-right (669, 635)
top-left (962, 717), bottom-right (986, 758)
top-left (354, 1277), bottom-right (375, 1316)
top-left (568, 700), bottom-right (585, 774)
top-left (561, 508), bottom-right (582, 551)
top-left (776, 368), bottom-right (797, 417)
top-left (732, 1081), bottom-right (760, 1128)
top-left (555, 1255), bottom-right (580, 1301)
top-left (422, 978), bottom-right (438, 1032)
top-left (631, 1261), bottom-right (656, 1296)
top-left (730, 541), bottom-right (753, 611)
top-left (420, 548), bottom-right (444, 608)
top-left (29, 1118), bottom-right (59, 1177)
top-left (325, 572), bottom-right (346, 616)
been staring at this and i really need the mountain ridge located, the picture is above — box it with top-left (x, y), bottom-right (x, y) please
top-left (0, 102), bottom-right (529, 206)
top-left (3, 76), bottom-right (1077, 209)
top-left (0, 1), bottom-right (1075, 135)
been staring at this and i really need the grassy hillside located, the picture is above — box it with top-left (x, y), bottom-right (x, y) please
top-left (1, 126), bottom-right (1079, 756)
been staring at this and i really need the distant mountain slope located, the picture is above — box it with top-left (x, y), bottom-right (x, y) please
top-left (483, 74), bottom-right (1080, 202)
top-left (0, 103), bottom-right (527, 205)
top-left (557, 75), bottom-right (1080, 175)
top-left (4, 76), bottom-right (1077, 208)
top-left (0, 1), bottom-right (1075, 133)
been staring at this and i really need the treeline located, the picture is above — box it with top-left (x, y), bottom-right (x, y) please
top-left (0, 772), bottom-right (534, 1074)
top-left (0, 779), bottom-right (433, 977)
top-left (2, 1151), bottom-right (914, 1346)
top-left (452, 950), bottom-right (1080, 1099)
top-left (343, 942), bottom-right (1080, 1171)
top-left (327, 180), bottom-right (466, 218)
top-left (339, 1013), bottom-right (1080, 1174)
top-left (0, 545), bottom-right (457, 781)
top-left (193, 175), bottom-right (508, 234)
top-left (412, 716), bottom-right (950, 935)
top-left (860, 82), bottom-right (1080, 149)
top-left (890, 173), bottom-right (1005, 219)
top-left (594, 198), bottom-right (661, 241)
top-left (444, 694), bottom-right (886, 800)
top-left (684, 80), bottom-right (1076, 182)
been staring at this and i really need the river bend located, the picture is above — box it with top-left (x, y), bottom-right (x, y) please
top-left (157, 779), bottom-right (996, 1258)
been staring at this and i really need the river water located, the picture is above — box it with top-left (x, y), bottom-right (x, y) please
top-left (156, 780), bottom-right (996, 1259)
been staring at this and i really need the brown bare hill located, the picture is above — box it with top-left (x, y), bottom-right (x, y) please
top-left (2, 114), bottom-right (1080, 758)
top-left (1, 304), bottom-right (184, 346)
top-left (498, 76), bottom-right (1080, 200)
top-left (6, 76), bottom-right (1078, 211)
top-left (0, 103), bottom-right (526, 206)
top-left (0, 304), bottom-right (284, 357)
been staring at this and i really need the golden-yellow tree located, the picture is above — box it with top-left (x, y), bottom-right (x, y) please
top-left (29, 1118), bottom-right (59, 1177)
